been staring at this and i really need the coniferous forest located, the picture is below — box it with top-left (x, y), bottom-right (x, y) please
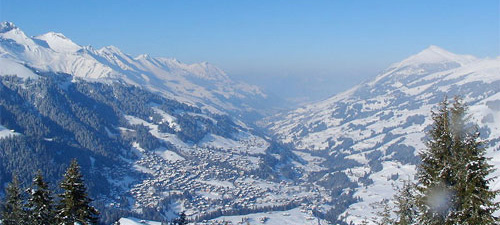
top-left (1, 159), bottom-right (99, 225)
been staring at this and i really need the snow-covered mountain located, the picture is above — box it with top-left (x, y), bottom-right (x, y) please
top-left (266, 46), bottom-right (500, 223)
top-left (0, 21), bottom-right (271, 120)
top-left (0, 21), bottom-right (325, 224)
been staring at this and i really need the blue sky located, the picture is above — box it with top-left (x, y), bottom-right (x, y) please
top-left (0, 0), bottom-right (498, 102)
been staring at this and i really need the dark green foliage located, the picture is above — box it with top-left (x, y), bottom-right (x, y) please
top-left (317, 172), bottom-right (356, 192)
top-left (358, 172), bottom-right (374, 186)
top-left (415, 97), bottom-right (499, 224)
top-left (321, 152), bottom-right (362, 171)
top-left (133, 124), bottom-right (162, 150)
top-left (368, 158), bottom-right (383, 172)
top-left (313, 191), bottom-right (357, 225)
top-left (375, 200), bottom-right (395, 225)
top-left (176, 113), bottom-right (239, 143)
top-left (0, 162), bottom-right (100, 225)
top-left (57, 159), bottom-right (99, 225)
top-left (27, 170), bottom-right (56, 225)
top-left (449, 100), bottom-right (499, 224)
top-left (393, 180), bottom-right (417, 225)
top-left (172, 212), bottom-right (187, 225)
top-left (1, 175), bottom-right (27, 225)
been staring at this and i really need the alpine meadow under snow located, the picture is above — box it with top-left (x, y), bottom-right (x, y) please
top-left (0, 20), bottom-right (499, 224)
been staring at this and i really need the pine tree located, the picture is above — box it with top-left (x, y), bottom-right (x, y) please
top-left (27, 170), bottom-right (56, 225)
top-left (57, 159), bottom-right (99, 225)
top-left (1, 174), bottom-right (27, 225)
top-left (449, 99), bottom-right (499, 224)
top-left (416, 97), bottom-right (498, 224)
top-left (393, 180), bottom-right (417, 225)
top-left (417, 98), bottom-right (454, 224)
top-left (374, 199), bottom-right (394, 225)
top-left (173, 212), bottom-right (187, 225)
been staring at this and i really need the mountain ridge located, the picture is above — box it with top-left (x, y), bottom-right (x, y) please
top-left (0, 21), bottom-right (274, 121)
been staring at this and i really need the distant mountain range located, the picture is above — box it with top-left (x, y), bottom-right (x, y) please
top-left (0, 21), bottom-right (279, 122)
top-left (1, 21), bottom-right (499, 224)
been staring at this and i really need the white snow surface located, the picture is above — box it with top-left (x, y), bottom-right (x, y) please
top-left (0, 58), bottom-right (38, 79)
top-left (34, 32), bottom-right (82, 53)
top-left (119, 207), bottom-right (328, 225)
top-left (118, 217), bottom-right (162, 225)
top-left (155, 148), bottom-right (185, 162)
top-left (0, 124), bottom-right (17, 138)
top-left (206, 207), bottom-right (328, 225)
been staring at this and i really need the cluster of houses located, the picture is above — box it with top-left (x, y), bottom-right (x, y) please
top-left (123, 140), bottom-right (328, 220)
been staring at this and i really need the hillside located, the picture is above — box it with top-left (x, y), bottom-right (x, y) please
top-left (0, 67), bottom-right (313, 223)
top-left (266, 46), bottom-right (500, 223)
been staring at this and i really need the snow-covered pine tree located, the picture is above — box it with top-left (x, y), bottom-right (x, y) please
top-left (449, 98), bottom-right (499, 224)
top-left (1, 175), bottom-right (27, 225)
top-left (27, 170), bottom-right (56, 225)
top-left (56, 159), bottom-right (99, 225)
top-left (417, 97), bottom-right (455, 224)
top-left (416, 97), bottom-right (498, 224)
top-left (374, 199), bottom-right (394, 225)
top-left (393, 180), bottom-right (417, 225)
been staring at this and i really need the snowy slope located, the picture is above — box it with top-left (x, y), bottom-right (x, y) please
top-left (0, 124), bottom-right (17, 139)
top-left (0, 58), bottom-right (38, 79)
top-left (120, 208), bottom-right (329, 225)
top-left (205, 207), bottom-right (329, 225)
top-left (266, 46), bottom-right (500, 223)
top-left (0, 21), bottom-right (268, 118)
top-left (34, 32), bottom-right (82, 53)
top-left (119, 218), bottom-right (162, 225)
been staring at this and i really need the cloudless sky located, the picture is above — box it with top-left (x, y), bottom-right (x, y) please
top-left (0, 0), bottom-right (498, 102)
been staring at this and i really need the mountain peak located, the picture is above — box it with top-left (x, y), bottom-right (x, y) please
top-left (421, 45), bottom-right (449, 53)
top-left (34, 31), bottom-right (81, 53)
top-left (135, 53), bottom-right (151, 60)
top-left (415, 45), bottom-right (459, 60)
top-left (0, 21), bottom-right (18, 33)
top-left (395, 45), bottom-right (476, 68)
top-left (101, 45), bottom-right (120, 52)
top-left (0, 21), bottom-right (33, 47)
top-left (98, 45), bottom-right (125, 55)
top-left (39, 31), bottom-right (70, 40)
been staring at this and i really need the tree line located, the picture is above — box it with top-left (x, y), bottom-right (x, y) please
top-left (0, 159), bottom-right (99, 225)
top-left (376, 97), bottom-right (499, 224)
